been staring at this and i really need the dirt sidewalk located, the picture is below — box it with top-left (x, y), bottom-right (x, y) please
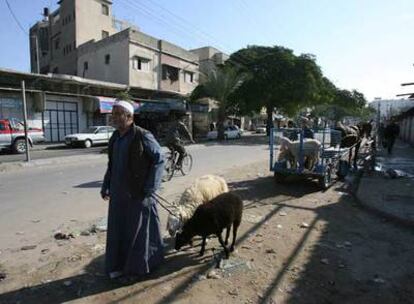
top-left (0, 161), bottom-right (413, 304)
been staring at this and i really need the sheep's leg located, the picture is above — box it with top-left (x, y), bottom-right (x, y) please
top-left (199, 236), bottom-right (207, 257)
top-left (230, 221), bottom-right (240, 252)
top-left (216, 233), bottom-right (230, 259)
top-left (224, 225), bottom-right (231, 245)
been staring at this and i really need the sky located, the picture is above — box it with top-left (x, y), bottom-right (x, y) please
top-left (1, 0), bottom-right (414, 101)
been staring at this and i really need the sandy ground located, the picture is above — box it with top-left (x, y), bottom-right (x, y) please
top-left (0, 160), bottom-right (413, 304)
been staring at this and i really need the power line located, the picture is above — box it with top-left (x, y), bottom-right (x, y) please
top-left (117, 0), bottom-right (261, 74)
top-left (118, 0), bottom-right (253, 69)
top-left (4, 0), bottom-right (28, 35)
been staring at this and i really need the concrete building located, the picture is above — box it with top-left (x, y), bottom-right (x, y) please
top-left (77, 28), bottom-right (199, 95)
top-left (397, 107), bottom-right (414, 146)
top-left (0, 68), bottom-right (189, 142)
top-left (190, 46), bottom-right (229, 83)
top-left (189, 47), bottom-right (228, 137)
top-left (30, 0), bottom-right (122, 75)
top-left (369, 98), bottom-right (414, 122)
top-left (29, 0), bottom-right (198, 96)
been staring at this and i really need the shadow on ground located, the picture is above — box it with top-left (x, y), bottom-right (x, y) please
top-left (0, 238), bottom-right (205, 304)
top-left (3, 173), bottom-right (412, 303)
top-left (74, 181), bottom-right (103, 188)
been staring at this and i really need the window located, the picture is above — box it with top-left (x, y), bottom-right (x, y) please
top-left (132, 57), bottom-right (150, 71)
top-left (162, 65), bottom-right (179, 81)
top-left (84, 61), bottom-right (88, 71)
top-left (184, 71), bottom-right (194, 83)
top-left (105, 54), bottom-right (110, 65)
top-left (102, 30), bottom-right (109, 39)
top-left (102, 4), bottom-right (109, 15)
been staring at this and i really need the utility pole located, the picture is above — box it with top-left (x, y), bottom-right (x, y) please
top-left (21, 81), bottom-right (31, 162)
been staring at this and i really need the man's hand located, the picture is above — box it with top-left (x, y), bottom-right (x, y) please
top-left (101, 191), bottom-right (110, 201)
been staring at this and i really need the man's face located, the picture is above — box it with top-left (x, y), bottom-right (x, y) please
top-left (111, 106), bottom-right (132, 130)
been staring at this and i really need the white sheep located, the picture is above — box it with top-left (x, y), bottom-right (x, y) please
top-left (166, 174), bottom-right (229, 237)
top-left (278, 136), bottom-right (321, 169)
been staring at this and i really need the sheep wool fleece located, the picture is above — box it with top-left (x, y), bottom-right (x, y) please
top-left (101, 125), bottom-right (165, 277)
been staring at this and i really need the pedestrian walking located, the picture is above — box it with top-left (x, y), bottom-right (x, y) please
top-left (101, 100), bottom-right (165, 280)
top-left (383, 120), bottom-right (400, 155)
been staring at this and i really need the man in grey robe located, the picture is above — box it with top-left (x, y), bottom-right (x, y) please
top-left (101, 100), bottom-right (165, 280)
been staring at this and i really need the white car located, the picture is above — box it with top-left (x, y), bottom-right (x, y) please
top-left (207, 125), bottom-right (242, 140)
top-left (255, 125), bottom-right (267, 134)
top-left (65, 126), bottom-right (115, 148)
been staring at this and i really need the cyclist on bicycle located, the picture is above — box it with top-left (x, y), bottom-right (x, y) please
top-left (166, 116), bottom-right (195, 169)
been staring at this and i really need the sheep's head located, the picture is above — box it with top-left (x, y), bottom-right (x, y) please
top-left (175, 229), bottom-right (192, 251)
top-left (167, 214), bottom-right (182, 237)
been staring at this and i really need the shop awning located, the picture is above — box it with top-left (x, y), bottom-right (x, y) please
top-left (94, 97), bottom-right (186, 114)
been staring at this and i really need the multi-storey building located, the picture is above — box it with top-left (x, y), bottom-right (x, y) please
top-left (29, 0), bottom-right (198, 96)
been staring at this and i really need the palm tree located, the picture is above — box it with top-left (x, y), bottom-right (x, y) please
top-left (191, 67), bottom-right (245, 140)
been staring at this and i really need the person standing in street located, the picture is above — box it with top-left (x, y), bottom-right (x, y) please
top-left (100, 100), bottom-right (165, 280)
top-left (383, 120), bottom-right (400, 155)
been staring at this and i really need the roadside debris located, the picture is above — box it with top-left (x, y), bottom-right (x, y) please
top-left (243, 214), bottom-right (264, 224)
top-left (54, 232), bottom-right (75, 240)
top-left (31, 219), bottom-right (41, 223)
top-left (94, 217), bottom-right (108, 232)
top-left (0, 272), bottom-right (6, 281)
top-left (300, 222), bottom-right (310, 228)
top-left (279, 211), bottom-right (287, 216)
top-left (21, 245), bottom-right (37, 251)
top-left (207, 270), bottom-right (221, 279)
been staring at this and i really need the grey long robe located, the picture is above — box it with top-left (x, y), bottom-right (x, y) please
top-left (101, 127), bottom-right (165, 276)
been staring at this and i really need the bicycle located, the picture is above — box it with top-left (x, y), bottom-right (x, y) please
top-left (162, 147), bottom-right (193, 182)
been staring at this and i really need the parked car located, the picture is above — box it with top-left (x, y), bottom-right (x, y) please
top-left (207, 125), bottom-right (242, 140)
top-left (0, 118), bottom-right (45, 154)
top-left (65, 126), bottom-right (115, 148)
top-left (255, 125), bottom-right (267, 134)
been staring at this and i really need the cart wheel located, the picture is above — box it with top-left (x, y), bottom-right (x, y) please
top-left (274, 171), bottom-right (287, 183)
top-left (319, 168), bottom-right (332, 190)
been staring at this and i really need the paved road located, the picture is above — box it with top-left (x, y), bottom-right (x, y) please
top-left (0, 136), bottom-right (269, 249)
top-left (0, 144), bottom-right (105, 163)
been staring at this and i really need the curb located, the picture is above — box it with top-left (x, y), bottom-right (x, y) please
top-left (0, 154), bottom-right (106, 174)
top-left (351, 171), bottom-right (414, 228)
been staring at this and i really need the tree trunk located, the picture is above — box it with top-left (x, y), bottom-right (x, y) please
top-left (266, 105), bottom-right (273, 136)
top-left (217, 106), bottom-right (226, 140)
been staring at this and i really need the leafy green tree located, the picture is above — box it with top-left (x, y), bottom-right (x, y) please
top-left (312, 88), bottom-right (371, 124)
top-left (115, 91), bottom-right (133, 101)
top-left (190, 67), bottom-right (245, 140)
top-left (228, 46), bottom-right (326, 134)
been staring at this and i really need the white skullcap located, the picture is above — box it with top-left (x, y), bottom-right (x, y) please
top-left (113, 100), bottom-right (134, 115)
